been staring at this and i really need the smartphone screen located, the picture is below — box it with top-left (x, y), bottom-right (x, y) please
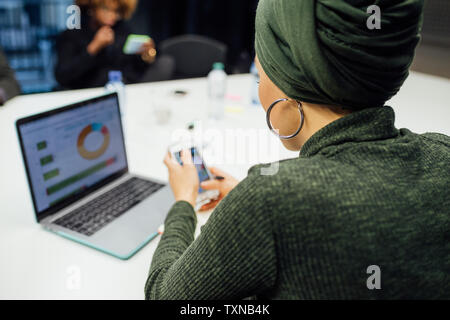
top-left (123, 34), bottom-right (150, 54)
top-left (174, 147), bottom-right (210, 193)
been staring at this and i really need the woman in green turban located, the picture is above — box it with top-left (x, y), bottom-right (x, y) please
top-left (146, 0), bottom-right (449, 299)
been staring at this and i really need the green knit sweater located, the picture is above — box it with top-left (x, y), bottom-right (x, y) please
top-left (145, 106), bottom-right (450, 299)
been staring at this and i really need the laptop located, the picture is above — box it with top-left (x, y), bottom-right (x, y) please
top-left (16, 92), bottom-right (174, 260)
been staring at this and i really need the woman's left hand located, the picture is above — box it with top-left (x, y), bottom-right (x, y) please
top-left (139, 39), bottom-right (156, 63)
top-left (163, 150), bottom-right (199, 208)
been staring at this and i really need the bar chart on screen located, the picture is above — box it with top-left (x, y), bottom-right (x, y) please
top-left (18, 98), bottom-right (127, 212)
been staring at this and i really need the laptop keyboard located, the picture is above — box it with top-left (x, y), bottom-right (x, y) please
top-left (54, 177), bottom-right (165, 236)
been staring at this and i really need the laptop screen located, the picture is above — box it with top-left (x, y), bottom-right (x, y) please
top-left (17, 93), bottom-right (128, 220)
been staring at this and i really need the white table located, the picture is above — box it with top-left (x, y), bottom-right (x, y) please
top-left (0, 73), bottom-right (449, 299)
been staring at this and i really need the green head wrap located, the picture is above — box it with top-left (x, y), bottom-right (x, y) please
top-left (255, 0), bottom-right (424, 110)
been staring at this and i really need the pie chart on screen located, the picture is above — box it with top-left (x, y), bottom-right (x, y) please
top-left (77, 123), bottom-right (110, 160)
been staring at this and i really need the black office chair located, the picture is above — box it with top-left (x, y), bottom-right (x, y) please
top-left (159, 34), bottom-right (227, 79)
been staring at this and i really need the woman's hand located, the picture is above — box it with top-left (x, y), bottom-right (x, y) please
top-left (139, 39), bottom-right (157, 63)
top-left (163, 150), bottom-right (199, 208)
top-left (199, 167), bottom-right (239, 211)
top-left (87, 26), bottom-right (115, 55)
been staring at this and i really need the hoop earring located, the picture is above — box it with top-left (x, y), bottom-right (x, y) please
top-left (266, 98), bottom-right (304, 140)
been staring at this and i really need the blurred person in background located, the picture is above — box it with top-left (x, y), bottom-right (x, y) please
top-left (55, 0), bottom-right (174, 89)
top-left (0, 47), bottom-right (20, 105)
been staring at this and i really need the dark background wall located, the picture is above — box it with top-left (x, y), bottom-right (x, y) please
top-left (410, 0), bottom-right (450, 79)
top-left (131, 0), bottom-right (259, 74)
top-left (0, 0), bottom-right (259, 93)
top-left (0, 0), bottom-right (448, 94)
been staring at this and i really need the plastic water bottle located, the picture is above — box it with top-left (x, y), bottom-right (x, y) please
top-left (105, 70), bottom-right (126, 117)
top-left (250, 62), bottom-right (261, 106)
top-left (207, 62), bottom-right (227, 120)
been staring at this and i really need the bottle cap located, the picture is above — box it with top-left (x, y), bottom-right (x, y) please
top-left (108, 70), bottom-right (122, 82)
top-left (212, 62), bottom-right (225, 70)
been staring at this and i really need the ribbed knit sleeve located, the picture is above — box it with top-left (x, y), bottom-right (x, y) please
top-left (144, 173), bottom-right (277, 299)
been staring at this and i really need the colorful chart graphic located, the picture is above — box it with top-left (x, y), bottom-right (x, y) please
top-left (46, 157), bottom-right (116, 195)
top-left (77, 123), bottom-right (110, 160)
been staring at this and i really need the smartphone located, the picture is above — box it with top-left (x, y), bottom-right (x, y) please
top-left (123, 34), bottom-right (151, 54)
top-left (169, 144), bottom-right (219, 207)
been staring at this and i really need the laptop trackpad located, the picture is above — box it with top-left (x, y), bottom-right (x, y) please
top-left (88, 186), bottom-right (175, 258)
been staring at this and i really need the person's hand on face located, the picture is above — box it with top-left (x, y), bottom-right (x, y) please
top-left (163, 150), bottom-right (199, 208)
top-left (87, 26), bottom-right (115, 55)
top-left (199, 167), bottom-right (239, 211)
top-left (139, 39), bottom-right (157, 63)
